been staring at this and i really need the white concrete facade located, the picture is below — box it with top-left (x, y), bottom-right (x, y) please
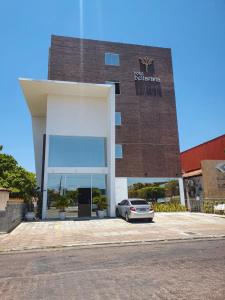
top-left (20, 78), bottom-right (116, 218)
top-left (32, 117), bottom-right (46, 187)
top-left (20, 78), bottom-right (185, 220)
top-left (115, 178), bottom-right (128, 205)
top-left (178, 177), bottom-right (186, 206)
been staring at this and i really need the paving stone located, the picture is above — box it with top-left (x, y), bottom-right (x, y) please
top-left (0, 213), bottom-right (224, 252)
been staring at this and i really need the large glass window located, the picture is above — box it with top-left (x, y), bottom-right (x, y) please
top-left (47, 173), bottom-right (107, 219)
top-left (127, 178), bottom-right (181, 204)
top-left (48, 135), bottom-right (106, 167)
top-left (115, 144), bottom-right (123, 158)
top-left (115, 112), bottom-right (122, 126)
top-left (105, 53), bottom-right (120, 66)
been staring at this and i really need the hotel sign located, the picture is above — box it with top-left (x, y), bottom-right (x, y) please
top-left (134, 72), bottom-right (161, 82)
top-left (134, 56), bottom-right (162, 97)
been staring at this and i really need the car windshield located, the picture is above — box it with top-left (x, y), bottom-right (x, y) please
top-left (130, 200), bottom-right (148, 205)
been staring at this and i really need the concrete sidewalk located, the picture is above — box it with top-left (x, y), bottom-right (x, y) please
top-left (0, 212), bottom-right (225, 252)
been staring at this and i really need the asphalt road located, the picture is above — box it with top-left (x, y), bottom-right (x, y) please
top-left (0, 239), bottom-right (225, 300)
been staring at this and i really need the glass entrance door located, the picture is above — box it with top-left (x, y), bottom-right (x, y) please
top-left (47, 173), bottom-right (106, 219)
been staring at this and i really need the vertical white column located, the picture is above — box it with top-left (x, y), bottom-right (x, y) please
top-left (178, 177), bottom-right (185, 206)
top-left (115, 178), bottom-right (128, 204)
top-left (107, 85), bottom-right (116, 217)
top-left (42, 134), bottom-right (49, 219)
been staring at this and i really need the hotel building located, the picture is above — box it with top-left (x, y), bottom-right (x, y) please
top-left (20, 35), bottom-right (184, 219)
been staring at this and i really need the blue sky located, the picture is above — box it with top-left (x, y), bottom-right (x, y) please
top-left (0, 0), bottom-right (225, 172)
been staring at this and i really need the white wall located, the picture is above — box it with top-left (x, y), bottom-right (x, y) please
top-left (115, 178), bottom-right (128, 204)
top-left (42, 89), bottom-right (115, 218)
top-left (46, 94), bottom-right (107, 137)
top-left (107, 88), bottom-right (115, 217)
top-left (178, 178), bottom-right (185, 205)
top-left (32, 117), bottom-right (46, 187)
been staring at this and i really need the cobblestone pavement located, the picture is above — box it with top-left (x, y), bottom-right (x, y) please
top-left (0, 213), bottom-right (225, 252)
top-left (0, 239), bottom-right (225, 300)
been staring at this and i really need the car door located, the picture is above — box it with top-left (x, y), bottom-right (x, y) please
top-left (118, 200), bottom-right (126, 216)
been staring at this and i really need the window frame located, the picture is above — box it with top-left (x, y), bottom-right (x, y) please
top-left (104, 52), bottom-right (120, 66)
top-left (115, 112), bottom-right (122, 126)
top-left (115, 144), bottom-right (123, 159)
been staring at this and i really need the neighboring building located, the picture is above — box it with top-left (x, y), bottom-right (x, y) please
top-left (20, 35), bottom-right (184, 219)
top-left (181, 134), bottom-right (225, 205)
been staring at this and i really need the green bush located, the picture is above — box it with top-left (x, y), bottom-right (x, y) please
top-left (93, 195), bottom-right (107, 210)
top-left (55, 195), bottom-right (71, 212)
top-left (152, 200), bottom-right (186, 212)
top-left (203, 199), bottom-right (225, 214)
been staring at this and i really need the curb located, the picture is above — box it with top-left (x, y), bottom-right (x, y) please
top-left (0, 235), bottom-right (225, 254)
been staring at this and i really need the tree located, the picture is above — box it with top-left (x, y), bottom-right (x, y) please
top-left (138, 185), bottom-right (165, 202)
top-left (128, 188), bottom-right (138, 198)
top-left (132, 183), bottom-right (145, 190)
top-left (0, 149), bottom-right (37, 201)
top-left (0, 153), bottom-right (18, 177)
top-left (165, 180), bottom-right (179, 201)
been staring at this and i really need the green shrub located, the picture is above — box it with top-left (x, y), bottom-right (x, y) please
top-left (55, 195), bottom-right (71, 212)
top-left (93, 195), bottom-right (107, 210)
top-left (203, 199), bottom-right (225, 214)
top-left (152, 200), bottom-right (186, 212)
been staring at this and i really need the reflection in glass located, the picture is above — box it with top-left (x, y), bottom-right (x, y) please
top-left (104, 53), bottom-right (120, 66)
top-left (127, 177), bottom-right (180, 204)
top-left (115, 112), bottom-right (122, 126)
top-left (47, 173), bottom-right (106, 219)
top-left (48, 135), bottom-right (106, 167)
top-left (115, 144), bottom-right (123, 158)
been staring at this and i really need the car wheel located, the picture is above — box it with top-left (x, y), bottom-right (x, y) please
top-left (116, 208), bottom-right (120, 217)
top-left (125, 213), bottom-right (130, 222)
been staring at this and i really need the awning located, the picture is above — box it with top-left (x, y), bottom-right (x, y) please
top-left (182, 169), bottom-right (202, 178)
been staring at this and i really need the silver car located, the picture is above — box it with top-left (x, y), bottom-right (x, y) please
top-left (116, 199), bottom-right (154, 222)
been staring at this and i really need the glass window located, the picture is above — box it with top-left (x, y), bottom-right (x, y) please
top-left (105, 53), bottom-right (120, 66)
top-left (115, 144), bottom-right (123, 159)
top-left (47, 173), bottom-right (107, 219)
top-left (48, 135), bottom-right (106, 167)
top-left (115, 112), bottom-right (122, 126)
top-left (130, 200), bottom-right (148, 205)
top-left (105, 81), bottom-right (120, 94)
top-left (120, 200), bottom-right (126, 205)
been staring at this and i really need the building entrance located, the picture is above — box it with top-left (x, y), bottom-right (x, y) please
top-left (77, 188), bottom-right (91, 217)
top-left (46, 174), bottom-right (106, 219)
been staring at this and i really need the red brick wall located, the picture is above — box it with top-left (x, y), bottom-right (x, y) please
top-left (48, 35), bottom-right (181, 178)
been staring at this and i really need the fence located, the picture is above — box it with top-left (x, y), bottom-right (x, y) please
top-left (187, 198), bottom-right (225, 214)
top-left (0, 189), bottom-right (25, 233)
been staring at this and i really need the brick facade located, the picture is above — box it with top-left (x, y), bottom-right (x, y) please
top-left (48, 35), bottom-right (181, 178)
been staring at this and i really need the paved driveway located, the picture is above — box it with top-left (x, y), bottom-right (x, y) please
top-left (0, 212), bottom-right (225, 252)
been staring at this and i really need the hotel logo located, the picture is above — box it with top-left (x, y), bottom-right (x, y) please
top-left (134, 56), bottom-right (162, 97)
